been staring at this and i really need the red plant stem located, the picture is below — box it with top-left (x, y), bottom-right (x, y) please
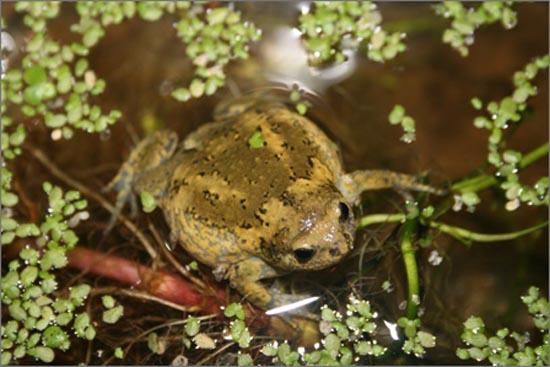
top-left (66, 246), bottom-right (225, 315)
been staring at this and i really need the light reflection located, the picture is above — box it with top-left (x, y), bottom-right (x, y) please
top-left (265, 296), bottom-right (319, 316)
top-left (383, 320), bottom-right (400, 341)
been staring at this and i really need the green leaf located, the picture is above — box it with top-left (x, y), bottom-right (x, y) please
top-left (237, 353), bottom-right (253, 366)
top-left (101, 295), bottom-right (116, 309)
top-left (114, 347), bottom-right (124, 359)
top-left (389, 104), bottom-right (405, 125)
top-left (185, 316), bottom-right (200, 337)
top-left (42, 326), bottom-right (69, 348)
top-left (417, 331), bottom-right (436, 348)
top-left (224, 303), bottom-right (245, 320)
top-left (140, 191), bottom-right (157, 213)
top-left (102, 305), bottom-right (124, 324)
top-left (31, 346), bottom-right (55, 363)
top-left (172, 88), bottom-right (191, 102)
top-left (248, 131), bottom-right (264, 149)
top-left (23, 66), bottom-right (48, 85)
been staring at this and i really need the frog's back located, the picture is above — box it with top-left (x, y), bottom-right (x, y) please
top-left (163, 103), bottom-right (344, 266)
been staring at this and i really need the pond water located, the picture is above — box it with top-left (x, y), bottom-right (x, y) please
top-left (2, 2), bottom-right (548, 365)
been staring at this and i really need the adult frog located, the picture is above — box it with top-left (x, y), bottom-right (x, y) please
top-left (108, 97), bottom-right (439, 311)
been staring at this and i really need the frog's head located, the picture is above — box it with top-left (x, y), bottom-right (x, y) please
top-left (268, 187), bottom-right (356, 271)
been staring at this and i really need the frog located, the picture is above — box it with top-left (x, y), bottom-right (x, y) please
top-left (107, 96), bottom-right (441, 312)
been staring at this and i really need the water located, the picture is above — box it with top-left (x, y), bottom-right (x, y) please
top-left (2, 2), bottom-right (548, 365)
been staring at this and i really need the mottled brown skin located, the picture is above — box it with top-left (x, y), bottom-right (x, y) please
top-left (109, 98), bottom-right (439, 311)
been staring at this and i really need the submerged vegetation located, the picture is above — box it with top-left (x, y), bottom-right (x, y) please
top-left (1, 1), bottom-right (548, 365)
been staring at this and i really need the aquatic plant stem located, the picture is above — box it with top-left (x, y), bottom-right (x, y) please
top-left (429, 220), bottom-right (548, 245)
top-left (451, 142), bottom-right (549, 193)
top-left (401, 219), bottom-right (419, 319)
top-left (358, 214), bottom-right (547, 244)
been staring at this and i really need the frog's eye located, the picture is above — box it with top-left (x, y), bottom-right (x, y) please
top-left (338, 202), bottom-right (350, 223)
top-left (294, 248), bottom-right (317, 264)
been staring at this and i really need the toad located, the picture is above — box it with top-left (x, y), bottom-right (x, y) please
top-left (108, 97), bottom-right (439, 311)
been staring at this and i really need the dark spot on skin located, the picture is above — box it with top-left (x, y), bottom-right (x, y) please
top-left (270, 123), bottom-right (281, 133)
top-left (240, 222), bottom-right (253, 229)
top-left (260, 237), bottom-right (279, 260)
top-left (273, 153), bottom-right (281, 161)
top-left (254, 213), bottom-right (264, 225)
top-left (343, 233), bottom-right (353, 246)
top-left (329, 247), bottom-right (341, 257)
top-left (259, 208), bottom-right (267, 214)
top-left (198, 171), bottom-right (205, 176)
top-left (281, 142), bottom-right (288, 149)
top-left (169, 178), bottom-right (188, 197)
top-left (280, 191), bottom-right (292, 206)
top-left (307, 156), bottom-right (315, 168)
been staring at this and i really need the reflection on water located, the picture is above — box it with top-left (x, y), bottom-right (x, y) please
top-left (3, 1), bottom-right (548, 365)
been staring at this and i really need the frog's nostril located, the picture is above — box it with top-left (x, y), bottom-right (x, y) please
top-left (329, 247), bottom-right (341, 257)
top-left (294, 248), bottom-right (316, 263)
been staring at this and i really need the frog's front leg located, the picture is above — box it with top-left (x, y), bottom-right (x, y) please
top-left (105, 130), bottom-right (179, 231)
top-left (224, 257), bottom-right (313, 313)
top-left (339, 169), bottom-right (445, 205)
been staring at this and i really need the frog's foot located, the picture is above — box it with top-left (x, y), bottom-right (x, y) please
top-left (103, 162), bottom-right (139, 233)
top-left (226, 258), bottom-right (318, 318)
top-left (339, 169), bottom-right (446, 204)
top-left (104, 130), bottom-right (179, 233)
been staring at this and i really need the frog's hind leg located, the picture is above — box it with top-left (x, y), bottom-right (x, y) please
top-left (339, 169), bottom-right (446, 205)
top-left (105, 130), bottom-right (179, 232)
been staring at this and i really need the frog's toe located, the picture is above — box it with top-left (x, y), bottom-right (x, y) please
top-left (103, 172), bottom-right (135, 233)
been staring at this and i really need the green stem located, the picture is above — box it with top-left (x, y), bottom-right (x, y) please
top-left (428, 220), bottom-right (548, 245)
top-left (520, 142), bottom-right (549, 168)
top-left (401, 219), bottom-right (419, 320)
top-left (356, 213), bottom-right (405, 228)
top-left (357, 214), bottom-right (547, 245)
top-left (450, 142), bottom-right (549, 193)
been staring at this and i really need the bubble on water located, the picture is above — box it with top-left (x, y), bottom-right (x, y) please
top-left (159, 80), bottom-right (173, 96)
top-left (400, 132), bottom-right (416, 144)
top-left (51, 129), bottom-right (63, 141)
top-left (428, 250), bottom-right (443, 266)
top-left (505, 198), bottom-right (520, 211)
top-left (1, 31), bottom-right (15, 73)
top-left (99, 129), bottom-right (111, 141)
top-left (452, 194), bottom-right (463, 212)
